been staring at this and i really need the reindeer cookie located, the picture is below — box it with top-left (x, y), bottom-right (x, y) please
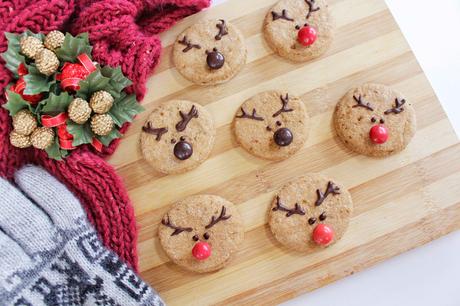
top-left (233, 90), bottom-right (309, 161)
top-left (264, 0), bottom-right (334, 62)
top-left (140, 100), bottom-right (215, 174)
top-left (158, 195), bottom-right (244, 273)
top-left (172, 19), bottom-right (247, 85)
top-left (334, 83), bottom-right (416, 157)
top-left (269, 174), bottom-right (353, 252)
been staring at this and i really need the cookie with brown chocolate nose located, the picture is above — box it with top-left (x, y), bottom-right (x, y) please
top-left (264, 0), bottom-right (334, 62)
top-left (140, 100), bottom-right (216, 174)
top-left (233, 91), bottom-right (309, 161)
top-left (158, 195), bottom-right (244, 273)
top-left (334, 83), bottom-right (416, 157)
top-left (268, 173), bottom-right (353, 252)
top-left (172, 19), bottom-right (247, 85)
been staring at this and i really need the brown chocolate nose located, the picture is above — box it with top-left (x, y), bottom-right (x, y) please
top-left (273, 127), bottom-right (293, 147)
top-left (206, 48), bottom-right (225, 70)
top-left (174, 140), bottom-right (193, 160)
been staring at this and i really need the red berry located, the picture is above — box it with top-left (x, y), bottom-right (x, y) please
top-left (192, 241), bottom-right (211, 260)
top-left (312, 224), bottom-right (334, 245)
top-left (297, 26), bottom-right (317, 46)
top-left (60, 63), bottom-right (89, 80)
top-left (369, 124), bottom-right (389, 144)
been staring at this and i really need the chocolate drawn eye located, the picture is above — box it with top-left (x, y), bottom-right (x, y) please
top-left (295, 25), bottom-right (301, 30)
top-left (319, 212), bottom-right (327, 221)
top-left (379, 118), bottom-right (385, 124)
top-left (203, 232), bottom-right (210, 240)
top-left (308, 217), bottom-right (316, 225)
top-left (192, 235), bottom-right (199, 241)
top-left (371, 117), bottom-right (376, 123)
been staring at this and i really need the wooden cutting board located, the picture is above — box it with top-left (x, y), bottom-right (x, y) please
top-left (106, 0), bottom-right (460, 304)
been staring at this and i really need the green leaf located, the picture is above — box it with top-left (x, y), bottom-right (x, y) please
top-left (40, 92), bottom-right (73, 114)
top-left (45, 137), bottom-right (67, 160)
top-left (2, 90), bottom-right (33, 115)
top-left (1, 32), bottom-right (25, 77)
top-left (66, 121), bottom-right (94, 146)
top-left (23, 68), bottom-right (55, 95)
top-left (24, 30), bottom-right (45, 41)
top-left (55, 32), bottom-right (92, 63)
top-left (76, 70), bottom-right (110, 100)
top-left (108, 93), bottom-right (144, 127)
top-left (97, 128), bottom-right (122, 146)
top-left (100, 66), bottom-right (132, 97)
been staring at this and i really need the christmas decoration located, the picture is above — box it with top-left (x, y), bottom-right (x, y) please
top-left (1, 31), bottom-right (144, 159)
top-left (90, 90), bottom-right (113, 114)
top-left (68, 98), bottom-right (91, 124)
top-left (44, 30), bottom-right (65, 51)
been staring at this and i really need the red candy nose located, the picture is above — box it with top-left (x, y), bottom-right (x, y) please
top-left (297, 26), bottom-right (317, 46)
top-left (312, 224), bottom-right (334, 245)
top-left (369, 124), bottom-right (389, 144)
top-left (192, 242), bottom-right (211, 260)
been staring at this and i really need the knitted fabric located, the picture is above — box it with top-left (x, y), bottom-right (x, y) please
top-left (0, 165), bottom-right (164, 305)
top-left (0, 0), bottom-right (211, 270)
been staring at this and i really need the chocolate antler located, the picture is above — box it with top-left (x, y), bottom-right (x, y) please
top-left (352, 95), bottom-right (374, 111)
top-left (161, 215), bottom-right (193, 236)
top-left (142, 122), bottom-right (168, 141)
top-left (384, 98), bottom-right (406, 115)
top-left (176, 105), bottom-right (199, 132)
top-left (272, 196), bottom-right (305, 217)
top-left (215, 19), bottom-right (228, 40)
top-left (305, 0), bottom-right (320, 19)
top-left (205, 206), bottom-right (231, 229)
top-left (272, 9), bottom-right (294, 21)
top-left (272, 94), bottom-right (294, 117)
top-left (315, 181), bottom-right (340, 206)
top-left (178, 36), bottom-right (201, 53)
top-left (236, 107), bottom-right (264, 121)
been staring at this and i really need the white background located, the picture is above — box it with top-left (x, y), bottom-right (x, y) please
top-left (210, 0), bottom-right (460, 305)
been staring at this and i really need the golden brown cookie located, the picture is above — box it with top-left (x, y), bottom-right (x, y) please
top-left (233, 90), bottom-right (309, 161)
top-left (269, 174), bottom-right (353, 252)
top-left (334, 83), bottom-right (416, 157)
top-left (140, 100), bottom-right (215, 174)
top-left (158, 195), bottom-right (244, 273)
top-left (264, 0), bottom-right (334, 62)
top-left (172, 19), bottom-right (247, 85)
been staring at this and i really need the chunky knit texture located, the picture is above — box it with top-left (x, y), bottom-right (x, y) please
top-left (0, 0), bottom-right (211, 270)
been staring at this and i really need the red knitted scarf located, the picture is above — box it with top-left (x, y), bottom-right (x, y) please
top-left (0, 0), bottom-right (210, 270)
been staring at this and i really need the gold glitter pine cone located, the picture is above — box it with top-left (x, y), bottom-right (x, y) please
top-left (12, 109), bottom-right (37, 136)
top-left (90, 90), bottom-right (114, 114)
top-left (68, 98), bottom-right (92, 124)
top-left (30, 127), bottom-right (54, 149)
top-left (44, 30), bottom-right (65, 51)
top-left (35, 49), bottom-right (59, 76)
top-left (91, 114), bottom-right (114, 136)
top-left (20, 36), bottom-right (44, 59)
top-left (10, 131), bottom-right (31, 148)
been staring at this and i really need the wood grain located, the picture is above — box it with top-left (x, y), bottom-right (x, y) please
top-left (106, 0), bottom-right (460, 304)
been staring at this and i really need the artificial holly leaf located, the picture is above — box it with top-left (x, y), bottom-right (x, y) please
top-left (76, 70), bottom-right (110, 100)
top-left (96, 128), bottom-right (122, 146)
top-left (100, 66), bottom-right (132, 97)
top-left (66, 121), bottom-right (94, 146)
top-left (2, 90), bottom-right (33, 116)
top-left (24, 30), bottom-right (45, 41)
top-left (23, 65), bottom-right (56, 95)
top-left (40, 92), bottom-right (73, 114)
top-left (108, 93), bottom-right (144, 127)
top-left (1, 32), bottom-right (25, 77)
top-left (55, 33), bottom-right (93, 63)
top-left (45, 137), bottom-right (67, 160)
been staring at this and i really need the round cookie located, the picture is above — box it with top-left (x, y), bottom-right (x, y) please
top-left (334, 83), bottom-right (416, 157)
top-left (264, 0), bottom-right (334, 62)
top-left (172, 19), bottom-right (247, 85)
top-left (158, 195), bottom-right (244, 273)
top-left (268, 174), bottom-right (353, 252)
top-left (140, 100), bottom-right (215, 174)
top-left (233, 90), bottom-right (309, 161)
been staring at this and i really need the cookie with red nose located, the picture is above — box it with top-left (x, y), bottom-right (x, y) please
top-left (173, 19), bottom-right (247, 85)
top-left (264, 0), bottom-right (334, 62)
top-left (268, 174), bottom-right (353, 252)
top-left (140, 100), bottom-right (216, 174)
top-left (233, 90), bottom-right (309, 161)
top-left (158, 195), bottom-right (244, 273)
top-left (334, 83), bottom-right (416, 157)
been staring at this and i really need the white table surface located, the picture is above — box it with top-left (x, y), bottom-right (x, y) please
top-left (208, 0), bottom-right (460, 305)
